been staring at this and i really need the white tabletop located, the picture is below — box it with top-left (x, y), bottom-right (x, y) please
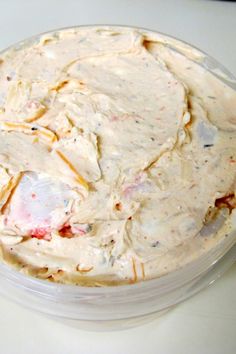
top-left (0, 0), bottom-right (236, 353)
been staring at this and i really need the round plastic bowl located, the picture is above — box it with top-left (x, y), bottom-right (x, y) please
top-left (0, 26), bottom-right (235, 331)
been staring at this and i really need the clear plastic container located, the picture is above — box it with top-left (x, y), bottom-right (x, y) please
top-left (0, 26), bottom-right (235, 331)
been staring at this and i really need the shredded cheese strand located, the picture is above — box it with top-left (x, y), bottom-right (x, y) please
top-left (0, 121), bottom-right (57, 143)
top-left (55, 150), bottom-right (89, 190)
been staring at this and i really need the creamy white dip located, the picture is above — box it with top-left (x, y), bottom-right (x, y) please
top-left (0, 26), bottom-right (235, 285)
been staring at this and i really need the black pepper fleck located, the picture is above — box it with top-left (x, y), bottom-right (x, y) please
top-left (151, 241), bottom-right (160, 248)
top-left (203, 144), bottom-right (214, 148)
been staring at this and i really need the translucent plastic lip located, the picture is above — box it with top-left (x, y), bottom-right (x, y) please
top-left (1, 229), bottom-right (236, 300)
top-left (0, 25), bottom-right (236, 297)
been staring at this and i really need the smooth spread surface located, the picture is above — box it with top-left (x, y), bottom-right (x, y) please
top-left (0, 27), bottom-right (235, 285)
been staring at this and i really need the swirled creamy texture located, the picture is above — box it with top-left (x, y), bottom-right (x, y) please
top-left (0, 27), bottom-right (235, 285)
